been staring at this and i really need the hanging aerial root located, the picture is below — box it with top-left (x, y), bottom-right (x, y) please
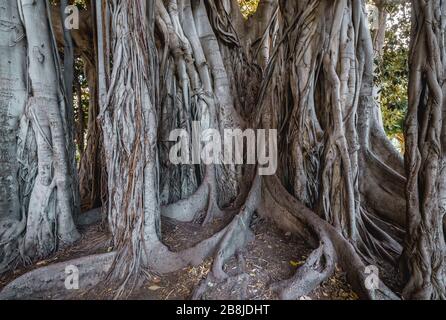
top-left (356, 207), bottom-right (403, 266)
top-left (261, 175), bottom-right (400, 300)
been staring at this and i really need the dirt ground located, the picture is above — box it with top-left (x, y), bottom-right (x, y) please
top-left (0, 214), bottom-right (366, 300)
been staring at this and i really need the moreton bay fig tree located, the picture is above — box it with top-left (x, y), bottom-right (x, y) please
top-left (0, 0), bottom-right (444, 301)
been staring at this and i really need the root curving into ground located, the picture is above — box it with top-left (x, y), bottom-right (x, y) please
top-left (0, 174), bottom-right (402, 300)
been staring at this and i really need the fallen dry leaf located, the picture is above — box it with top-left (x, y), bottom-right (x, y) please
top-left (148, 285), bottom-right (162, 291)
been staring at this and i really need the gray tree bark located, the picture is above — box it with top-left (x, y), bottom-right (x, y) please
top-left (0, 0), bottom-right (79, 273)
top-left (403, 0), bottom-right (446, 300)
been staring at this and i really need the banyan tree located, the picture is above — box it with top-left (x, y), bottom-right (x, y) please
top-left (0, 0), bottom-right (444, 300)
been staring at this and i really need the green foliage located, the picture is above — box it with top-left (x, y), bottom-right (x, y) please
top-left (374, 2), bottom-right (411, 150)
top-left (50, 0), bottom-right (87, 9)
top-left (73, 0), bottom-right (87, 10)
top-left (73, 57), bottom-right (89, 161)
top-left (238, 0), bottom-right (260, 18)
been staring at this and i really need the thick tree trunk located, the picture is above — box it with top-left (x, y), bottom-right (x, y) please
top-left (249, 0), bottom-right (405, 299)
top-left (0, 0), bottom-right (28, 272)
top-left (20, 0), bottom-right (80, 257)
top-left (0, 0), bottom-right (79, 273)
top-left (403, 0), bottom-right (446, 300)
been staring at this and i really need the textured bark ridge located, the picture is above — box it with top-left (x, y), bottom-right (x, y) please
top-left (403, 0), bottom-right (446, 300)
top-left (0, 0), bottom-right (444, 301)
top-left (252, 0), bottom-right (404, 299)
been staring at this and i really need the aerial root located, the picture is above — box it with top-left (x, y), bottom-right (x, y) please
top-left (161, 165), bottom-right (257, 226)
top-left (200, 182), bottom-right (225, 226)
top-left (356, 208), bottom-right (403, 265)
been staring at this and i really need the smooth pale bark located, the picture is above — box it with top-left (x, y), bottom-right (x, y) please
top-left (0, 0), bottom-right (28, 273)
top-left (0, 0), bottom-right (79, 273)
top-left (370, 0), bottom-right (388, 58)
top-left (0, 1), bottom-right (27, 222)
top-left (20, 0), bottom-right (79, 256)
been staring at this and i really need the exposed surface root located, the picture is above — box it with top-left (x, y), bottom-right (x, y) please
top-left (191, 270), bottom-right (250, 301)
top-left (210, 176), bottom-right (261, 281)
top-left (187, 214), bottom-right (357, 300)
top-left (0, 252), bottom-right (115, 300)
top-left (0, 211), bottom-right (362, 300)
top-left (0, 177), bottom-right (260, 300)
top-left (0, 173), bottom-right (403, 300)
top-left (183, 176), bottom-right (262, 300)
top-left (161, 182), bottom-right (210, 222)
top-left (262, 175), bottom-right (400, 300)
top-left (161, 167), bottom-right (225, 225)
top-left (270, 243), bottom-right (335, 300)
top-left (0, 224), bottom-right (111, 299)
